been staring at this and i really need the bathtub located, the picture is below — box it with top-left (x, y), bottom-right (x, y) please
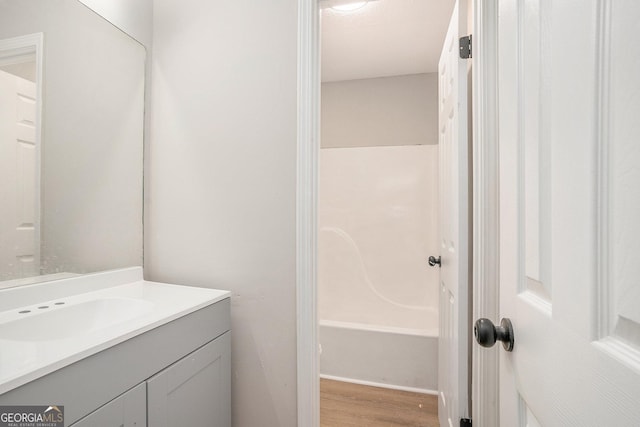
top-left (319, 145), bottom-right (439, 394)
top-left (319, 316), bottom-right (438, 394)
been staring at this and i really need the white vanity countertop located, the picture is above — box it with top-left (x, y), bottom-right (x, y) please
top-left (0, 268), bottom-right (230, 395)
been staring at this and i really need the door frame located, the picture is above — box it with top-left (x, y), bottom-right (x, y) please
top-left (296, 0), bottom-right (320, 426)
top-left (470, 1), bottom-right (499, 425)
top-left (295, 1), bottom-right (499, 425)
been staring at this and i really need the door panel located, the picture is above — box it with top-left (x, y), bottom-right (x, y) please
top-left (438, 1), bottom-right (470, 425)
top-left (498, 0), bottom-right (640, 425)
top-left (521, 0), bottom-right (551, 301)
top-left (608, 0), bottom-right (640, 350)
top-left (0, 69), bottom-right (39, 280)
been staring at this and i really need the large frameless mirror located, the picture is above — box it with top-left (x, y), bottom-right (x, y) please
top-left (0, 0), bottom-right (144, 289)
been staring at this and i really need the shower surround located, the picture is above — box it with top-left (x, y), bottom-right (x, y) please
top-left (319, 145), bottom-right (439, 392)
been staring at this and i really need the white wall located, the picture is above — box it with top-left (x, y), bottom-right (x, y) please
top-left (147, 1), bottom-right (297, 427)
top-left (321, 73), bottom-right (438, 148)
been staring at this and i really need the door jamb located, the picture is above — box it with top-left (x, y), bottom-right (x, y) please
top-left (471, 0), bottom-right (500, 425)
top-left (296, 0), bottom-right (320, 426)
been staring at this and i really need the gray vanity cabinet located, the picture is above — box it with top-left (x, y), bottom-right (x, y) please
top-left (0, 298), bottom-right (231, 426)
top-left (70, 383), bottom-right (146, 427)
top-left (70, 331), bottom-right (231, 427)
top-left (147, 332), bottom-right (231, 427)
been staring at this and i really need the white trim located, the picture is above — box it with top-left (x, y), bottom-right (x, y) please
top-left (592, 0), bottom-right (640, 375)
top-left (595, 0), bottom-right (612, 341)
top-left (319, 374), bottom-right (438, 396)
top-left (296, 1), bottom-right (320, 426)
top-left (0, 34), bottom-right (41, 58)
top-left (471, 1), bottom-right (500, 425)
top-left (0, 33), bottom-right (44, 279)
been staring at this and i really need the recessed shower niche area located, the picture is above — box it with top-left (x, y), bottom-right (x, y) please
top-left (318, 1), bottom-right (454, 422)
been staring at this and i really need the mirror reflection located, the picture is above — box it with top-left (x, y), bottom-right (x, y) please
top-left (0, 0), bottom-right (145, 288)
top-left (0, 48), bottom-right (38, 283)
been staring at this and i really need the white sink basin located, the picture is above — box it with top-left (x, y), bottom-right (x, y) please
top-left (0, 267), bottom-right (230, 395)
top-left (0, 298), bottom-right (154, 341)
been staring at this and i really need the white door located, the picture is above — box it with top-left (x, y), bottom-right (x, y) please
top-left (495, 0), bottom-right (640, 425)
top-left (438, 1), bottom-right (470, 425)
top-left (0, 68), bottom-right (39, 280)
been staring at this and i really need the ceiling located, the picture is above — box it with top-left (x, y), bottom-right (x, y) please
top-left (321, 0), bottom-right (456, 82)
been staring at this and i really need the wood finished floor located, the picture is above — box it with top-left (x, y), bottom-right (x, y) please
top-left (320, 379), bottom-right (439, 427)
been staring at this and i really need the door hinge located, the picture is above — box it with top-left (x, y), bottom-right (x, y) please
top-left (459, 35), bottom-right (472, 59)
top-left (460, 418), bottom-right (472, 427)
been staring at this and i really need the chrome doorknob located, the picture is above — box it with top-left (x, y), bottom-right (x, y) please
top-left (474, 318), bottom-right (514, 352)
top-left (428, 256), bottom-right (441, 267)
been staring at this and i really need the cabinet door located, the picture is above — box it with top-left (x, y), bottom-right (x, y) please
top-left (70, 383), bottom-right (146, 427)
top-left (147, 332), bottom-right (231, 427)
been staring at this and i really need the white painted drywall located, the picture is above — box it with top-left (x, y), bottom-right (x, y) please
top-left (321, 73), bottom-right (438, 148)
top-left (77, 0), bottom-right (153, 48)
top-left (147, 1), bottom-right (297, 426)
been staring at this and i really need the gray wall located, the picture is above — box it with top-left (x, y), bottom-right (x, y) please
top-left (321, 73), bottom-right (438, 148)
top-left (147, 1), bottom-right (298, 426)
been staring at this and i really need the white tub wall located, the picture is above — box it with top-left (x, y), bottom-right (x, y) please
top-left (319, 145), bottom-right (439, 330)
top-left (320, 322), bottom-right (438, 393)
top-left (319, 72), bottom-right (439, 330)
top-left (319, 73), bottom-right (439, 391)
